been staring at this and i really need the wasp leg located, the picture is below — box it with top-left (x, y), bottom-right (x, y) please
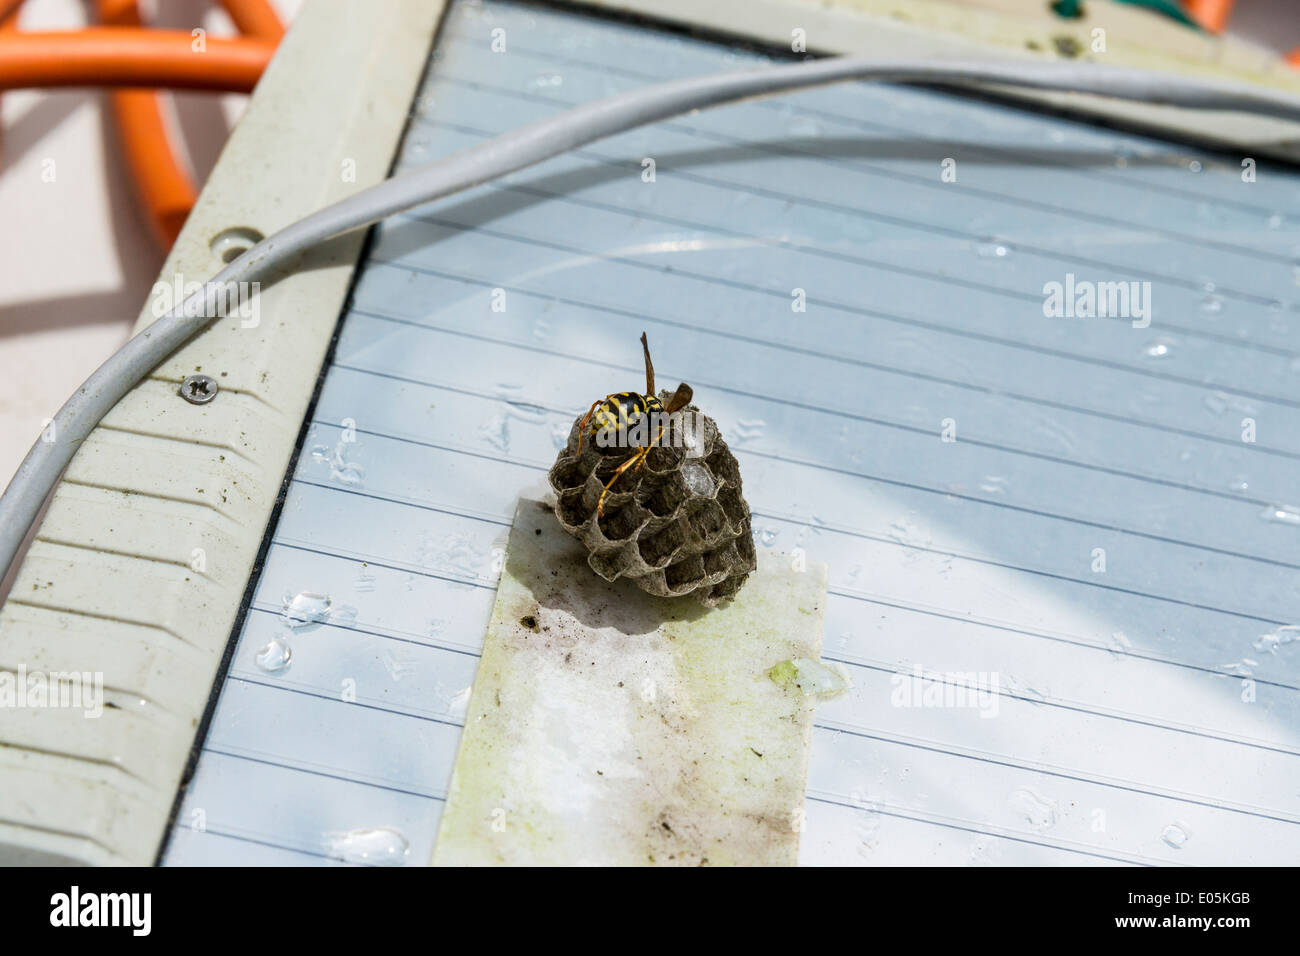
top-left (575, 398), bottom-right (608, 456)
top-left (596, 446), bottom-right (650, 517)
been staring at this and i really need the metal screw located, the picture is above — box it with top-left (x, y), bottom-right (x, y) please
top-left (180, 374), bottom-right (219, 405)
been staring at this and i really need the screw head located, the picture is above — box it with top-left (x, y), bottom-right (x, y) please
top-left (180, 374), bottom-right (219, 405)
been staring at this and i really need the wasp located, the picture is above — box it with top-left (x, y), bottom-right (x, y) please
top-left (577, 332), bottom-right (693, 516)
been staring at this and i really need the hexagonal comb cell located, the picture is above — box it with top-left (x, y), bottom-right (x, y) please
top-left (547, 393), bottom-right (756, 607)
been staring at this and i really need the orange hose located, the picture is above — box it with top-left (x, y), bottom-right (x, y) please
top-left (97, 0), bottom-right (197, 247)
top-left (0, 29), bottom-right (274, 91)
top-left (219, 0), bottom-right (284, 42)
top-left (0, 0), bottom-right (20, 167)
top-left (1183, 0), bottom-right (1235, 33)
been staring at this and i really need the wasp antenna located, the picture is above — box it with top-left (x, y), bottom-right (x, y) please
top-left (664, 382), bottom-right (693, 414)
top-left (640, 332), bottom-right (655, 397)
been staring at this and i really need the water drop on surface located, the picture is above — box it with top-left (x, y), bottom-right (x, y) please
top-left (733, 418), bottom-right (766, 442)
top-left (1143, 338), bottom-right (1175, 358)
top-left (478, 414), bottom-right (510, 453)
top-left (313, 436), bottom-right (365, 486)
top-left (281, 591), bottom-right (331, 627)
top-left (254, 636), bottom-right (292, 672)
top-left (976, 240), bottom-right (1009, 259)
top-left (1161, 822), bottom-right (1191, 849)
top-left (768, 658), bottom-right (852, 699)
top-left (979, 475), bottom-right (1007, 496)
top-left (326, 827), bottom-right (410, 866)
top-left (1260, 504), bottom-right (1300, 526)
top-left (1187, 160), bottom-right (1203, 173)
top-left (1199, 294), bottom-right (1223, 314)
top-left (1253, 624), bottom-right (1300, 654)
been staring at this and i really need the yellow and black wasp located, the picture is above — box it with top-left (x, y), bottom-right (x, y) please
top-left (577, 332), bottom-right (693, 516)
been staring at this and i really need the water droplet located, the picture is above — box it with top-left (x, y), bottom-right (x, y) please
top-left (1268, 213), bottom-right (1283, 230)
top-left (733, 418), bottom-right (766, 442)
top-left (1143, 338), bottom-right (1175, 358)
top-left (1199, 294), bottom-right (1223, 314)
top-left (979, 475), bottom-right (1007, 495)
top-left (254, 636), bottom-right (292, 672)
top-left (478, 413), bottom-right (510, 452)
top-left (767, 658), bottom-right (852, 699)
top-left (1229, 475), bottom-right (1250, 494)
top-left (1107, 630), bottom-right (1132, 659)
top-left (1187, 160), bottom-right (1203, 173)
top-left (326, 827), bottom-right (410, 866)
top-left (976, 240), bottom-right (1009, 258)
top-left (754, 526), bottom-right (778, 547)
top-left (1260, 504), bottom-right (1300, 526)
top-left (681, 460), bottom-right (716, 497)
top-left (1161, 822), bottom-right (1191, 849)
top-left (530, 73), bottom-right (563, 88)
top-left (311, 435), bottom-right (365, 486)
top-left (1009, 788), bottom-right (1057, 830)
top-left (329, 444), bottom-right (364, 485)
top-left (281, 591), bottom-right (331, 627)
top-left (1253, 624), bottom-right (1300, 654)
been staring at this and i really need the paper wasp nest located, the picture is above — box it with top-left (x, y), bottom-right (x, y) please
top-left (548, 393), bottom-right (756, 607)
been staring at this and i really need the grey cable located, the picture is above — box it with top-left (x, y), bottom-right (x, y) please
top-left (3, 54), bottom-right (1300, 580)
